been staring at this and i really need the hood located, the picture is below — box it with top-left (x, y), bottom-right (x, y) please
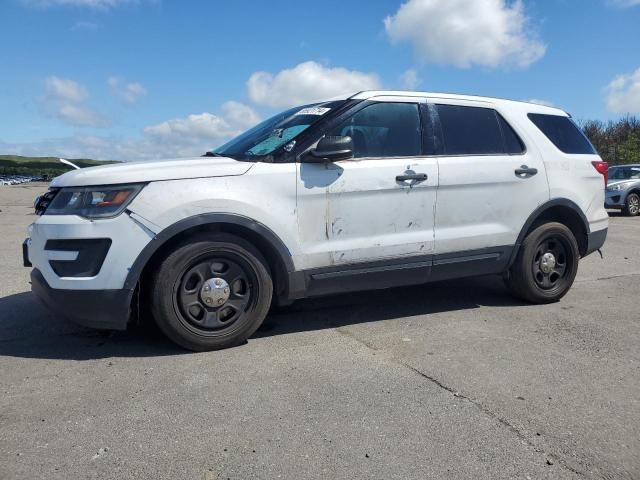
top-left (607, 179), bottom-right (638, 188)
top-left (50, 156), bottom-right (254, 187)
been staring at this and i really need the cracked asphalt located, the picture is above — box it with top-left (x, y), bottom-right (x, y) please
top-left (1, 184), bottom-right (639, 480)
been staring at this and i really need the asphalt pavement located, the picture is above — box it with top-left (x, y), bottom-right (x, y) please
top-left (1, 184), bottom-right (638, 480)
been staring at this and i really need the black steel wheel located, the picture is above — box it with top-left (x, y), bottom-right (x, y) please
top-left (174, 253), bottom-right (257, 333)
top-left (531, 235), bottom-right (570, 291)
top-left (507, 222), bottom-right (579, 304)
top-left (151, 233), bottom-right (272, 351)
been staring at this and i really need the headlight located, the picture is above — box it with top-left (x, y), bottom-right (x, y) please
top-left (607, 184), bottom-right (622, 191)
top-left (44, 184), bottom-right (144, 219)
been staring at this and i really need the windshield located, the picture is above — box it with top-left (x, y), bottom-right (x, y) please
top-left (210, 101), bottom-right (345, 160)
top-left (609, 166), bottom-right (640, 181)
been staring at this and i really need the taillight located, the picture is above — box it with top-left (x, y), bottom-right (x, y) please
top-left (591, 161), bottom-right (608, 186)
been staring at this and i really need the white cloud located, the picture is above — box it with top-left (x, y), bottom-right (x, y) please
top-left (45, 76), bottom-right (88, 103)
top-left (247, 61), bottom-right (380, 108)
top-left (607, 0), bottom-right (640, 7)
top-left (108, 76), bottom-right (147, 104)
top-left (605, 67), bottom-right (640, 114)
top-left (144, 113), bottom-right (235, 141)
top-left (384, 0), bottom-right (546, 69)
top-left (525, 98), bottom-right (555, 107)
top-left (22, 0), bottom-right (147, 9)
top-left (220, 101), bottom-right (262, 130)
top-left (16, 95), bottom-right (259, 160)
top-left (143, 101), bottom-right (261, 153)
top-left (43, 76), bottom-right (108, 127)
top-left (57, 103), bottom-right (107, 127)
top-left (400, 69), bottom-right (421, 90)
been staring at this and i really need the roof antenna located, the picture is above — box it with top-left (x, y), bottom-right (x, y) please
top-left (59, 158), bottom-right (80, 170)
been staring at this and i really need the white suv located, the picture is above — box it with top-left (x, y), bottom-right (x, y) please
top-left (24, 91), bottom-right (609, 351)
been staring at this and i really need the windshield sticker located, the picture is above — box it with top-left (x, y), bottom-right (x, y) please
top-left (295, 107), bottom-right (331, 116)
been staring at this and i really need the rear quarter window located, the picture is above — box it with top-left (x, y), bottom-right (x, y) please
top-left (528, 113), bottom-right (596, 154)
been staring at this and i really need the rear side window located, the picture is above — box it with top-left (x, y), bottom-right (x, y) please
top-left (435, 104), bottom-right (524, 155)
top-left (528, 113), bottom-right (596, 154)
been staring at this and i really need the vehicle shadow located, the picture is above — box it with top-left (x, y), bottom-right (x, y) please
top-left (257, 275), bottom-right (525, 338)
top-left (0, 275), bottom-right (525, 360)
top-left (0, 291), bottom-right (183, 360)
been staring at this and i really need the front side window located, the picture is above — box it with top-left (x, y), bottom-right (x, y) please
top-left (211, 101), bottom-right (344, 161)
top-left (435, 104), bottom-right (516, 155)
top-left (528, 113), bottom-right (596, 154)
top-left (327, 102), bottom-right (422, 158)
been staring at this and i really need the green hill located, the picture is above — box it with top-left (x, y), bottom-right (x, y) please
top-left (0, 155), bottom-right (118, 179)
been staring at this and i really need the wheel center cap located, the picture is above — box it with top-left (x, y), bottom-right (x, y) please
top-left (540, 253), bottom-right (556, 274)
top-left (200, 277), bottom-right (230, 307)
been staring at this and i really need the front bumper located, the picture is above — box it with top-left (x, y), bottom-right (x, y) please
top-left (31, 268), bottom-right (132, 330)
top-left (26, 212), bottom-right (154, 291)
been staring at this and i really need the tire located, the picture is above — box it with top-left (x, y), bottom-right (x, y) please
top-left (150, 233), bottom-right (273, 351)
top-left (507, 222), bottom-right (579, 304)
top-left (623, 192), bottom-right (640, 216)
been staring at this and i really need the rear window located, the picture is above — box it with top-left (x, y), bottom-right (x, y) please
top-left (528, 113), bottom-right (596, 154)
top-left (435, 104), bottom-right (524, 155)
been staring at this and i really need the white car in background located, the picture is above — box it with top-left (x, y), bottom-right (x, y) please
top-left (24, 91), bottom-right (608, 351)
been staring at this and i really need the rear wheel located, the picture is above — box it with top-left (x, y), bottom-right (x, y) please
top-left (623, 192), bottom-right (640, 216)
top-left (150, 234), bottom-right (273, 351)
top-left (507, 222), bottom-right (579, 304)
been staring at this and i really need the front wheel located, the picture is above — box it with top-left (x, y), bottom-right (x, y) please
top-left (507, 222), bottom-right (579, 304)
top-left (150, 233), bottom-right (273, 351)
top-left (623, 192), bottom-right (640, 216)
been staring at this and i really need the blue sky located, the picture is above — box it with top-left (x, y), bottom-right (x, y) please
top-left (1, 0), bottom-right (639, 160)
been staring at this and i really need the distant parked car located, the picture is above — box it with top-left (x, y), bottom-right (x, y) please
top-left (605, 164), bottom-right (640, 216)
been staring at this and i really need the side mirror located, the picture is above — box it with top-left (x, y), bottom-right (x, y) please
top-left (306, 135), bottom-right (353, 162)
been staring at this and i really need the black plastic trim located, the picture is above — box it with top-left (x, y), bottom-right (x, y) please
top-left (289, 246), bottom-right (513, 300)
top-left (45, 238), bottom-right (112, 278)
top-left (586, 228), bottom-right (608, 256)
top-left (430, 246), bottom-right (512, 282)
top-left (509, 198), bottom-right (590, 267)
top-left (123, 213), bottom-right (295, 291)
top-left (31, 269), bottom-right (130, 330)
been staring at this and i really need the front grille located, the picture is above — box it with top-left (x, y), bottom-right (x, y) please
top-left (35, 188), bottom-right (60, 215)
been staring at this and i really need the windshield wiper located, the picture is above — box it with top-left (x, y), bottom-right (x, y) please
top-left (202, 152), bottom-right (227, 157)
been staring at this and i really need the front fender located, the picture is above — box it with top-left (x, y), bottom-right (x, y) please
top-left (122, 212), bottom-right (295, 291)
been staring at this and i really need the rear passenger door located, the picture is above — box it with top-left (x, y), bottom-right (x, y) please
top-left (429, 100), bottom-right (549, 255)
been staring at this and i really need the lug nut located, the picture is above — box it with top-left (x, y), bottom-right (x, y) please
top-left (217, 298), bottom-right (224, 305)
top-left (224, 288), bottom-right (229, 294)
top-left (205, 298), bottom-right (212, 304)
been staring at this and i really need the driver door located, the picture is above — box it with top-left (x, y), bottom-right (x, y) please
top-left (295, 99), bottom-right (438, 272)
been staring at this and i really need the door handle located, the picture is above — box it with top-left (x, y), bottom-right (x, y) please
top-left (396, 173), bottom-right (428, 183)
top-left (514, 165), bottom-right (538, 178)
